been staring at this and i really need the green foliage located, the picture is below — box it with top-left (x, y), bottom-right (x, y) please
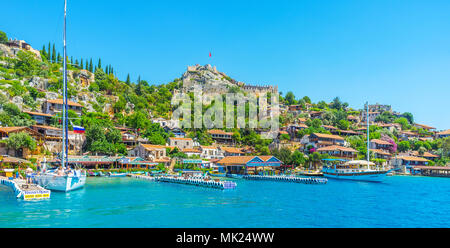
top-left (84, 124), bottom-right (124, 155)
top-left (0, 103), bottom-right (35, 126)
top-left (142, 123), bottom-right (169, 145)
top-left (402, 112), bottom-right (414, 124)
top-left (398, 140), bottom-right (411, 152)
top-left (14, 51), bottom-right (40, 77)
top-left (394, 117), bottom-right (411, 130)
top-left (284, 91), bottom-right (296, 105)
top-left (375, 111), bottom-right (395, 123)
top-left (1, 132), bottom-right (37, 156)
top-left (337, 119), bottom-right (350, 130)
top-left (297, 119), bottom-right (330, 138)
top-left (0, 30), bottom-right (8, 44)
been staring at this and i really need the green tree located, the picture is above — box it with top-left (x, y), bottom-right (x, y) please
top-left (398, 140), bottom-right (411, 152)
top-left (337, 119), bottom-right (350, 130)
top-left (0, 30), bottom-right (8, 44)
top-left (284, 91), bottom-right (296, 105)
top-left (402, 112), bottom-right (414, 124)
top-left (126, 73), bottom-right (131, 85)
top-left (291, 150), bottom-right (306, 167)
top-left (52, 44), bottom-right (56, 62)
top-left (1, 132), bottom-right (37, 157)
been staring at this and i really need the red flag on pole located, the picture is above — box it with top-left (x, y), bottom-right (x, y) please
top-left (209, 52), bottom-right (211, 57)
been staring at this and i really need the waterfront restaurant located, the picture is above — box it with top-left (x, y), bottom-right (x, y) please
top-left (216, 155), bottom-right (282, 175)
top-left (412, 166), bottom-right (450, 177)
top-left (116, 157), bottom-right (158, 169)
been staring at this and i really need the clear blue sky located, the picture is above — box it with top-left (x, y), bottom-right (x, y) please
top-left (1, 0), bottom-right (449, 130)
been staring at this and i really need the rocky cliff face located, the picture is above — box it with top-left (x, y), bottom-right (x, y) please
top-left (181, 64), bottom-right (239, 94)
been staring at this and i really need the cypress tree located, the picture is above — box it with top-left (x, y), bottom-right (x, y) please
top-left (75, 59), bottom-right (79, 65)
top-left (89, 58), bottom-right (93, 72)
top-left (47, 42), bottom-right (51, 61)
top-left (80, 59), bottom-right (83, 69)
top-left (98, 58), bottom-right (102, 69)
top-left (105, 65), bottom-right (108, 74)
top-left (70, 56), bottom-right (73, 64)
top-left (126, 74), bottom-right (130, 85)
top-left (52, 44), bottom-right (56, 62)
top-left (137, 75), bottom-right (141, 83)
top-left (57, 52), bottom-right (61, 63)
top-left (41, 45), bottom-right (47, 59)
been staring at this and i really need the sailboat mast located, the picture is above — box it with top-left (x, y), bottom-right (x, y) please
top-left (62, 0), bottom-right (68, 168)
top-left (366, 101), bottom-right (370, 169)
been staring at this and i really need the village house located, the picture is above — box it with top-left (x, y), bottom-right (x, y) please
top-left (399, 131), bottom-right (420, 140)
top-left (375, 123), bottom-right (402, 132)
top-left (370, 149), bottom-right (392, 160)
top-left (391, 156), bottom-right (429, 174)
top-left (361, 111), bottom-right (380, 123)
top-left (332, 129), bottom-right (363, 137)
top-left (286, 123), bottom-right (307, 137)
top-left (199, 146), bottom-right (223, 159)
top-left (120, 131), bottom-right (150, 147)
top-left (0, 126), bottom-right (44, 157)
top-left (208, 129), bottom-right (234, 145)
top-left (322, 125), bottom-right (338, 132)
top-left (436, 129), bottom-right (450, 139)
top-left (298, 117), bottom-right (307, 124)
top-left (182, 148), bottom-right (202, 157)
top-left (369, 139), bottom-right (394, 153)
top-left (309, 111), bottom-right (323, 119)
top-left (43, 99), bottom-right (83, 116)
top-left (307, 133), bottom-right (346, 150)
top-left (23, 111), bottom-right (54, 125)
top-left (216, 155), bottom-right (282, 175)
top-left (29, 125), bottom-right (84, 154)
top-left (316, 145), bottom-right (358, 160)
top-left (169, 137), bottom-right (193, 150)
top-left (347, 115), bottom-right (359, 123)
top-left (410, 151), bottom-right (440, 161)
top-left (128, 144), bottom-right (173, 161)
top-left (219, 146), bottom-right (244, 156)
top-left (413, 123), bottom-right (436, 131)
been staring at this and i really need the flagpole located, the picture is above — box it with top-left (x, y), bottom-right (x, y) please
top-left (62, 0), bottom-right (68, 169)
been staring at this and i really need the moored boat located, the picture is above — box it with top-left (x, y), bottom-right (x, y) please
top-left (322, 160), bottom-right (390, 182)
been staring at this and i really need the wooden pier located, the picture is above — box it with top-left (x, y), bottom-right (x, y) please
top-left (128, 174), bottom-right (156, 181)
top-left (156, 175), bottom-right (237, 189)
top-left (0, 176), bottom-right (51, 200)
top-left (243, 175), bottom-right (328, 184)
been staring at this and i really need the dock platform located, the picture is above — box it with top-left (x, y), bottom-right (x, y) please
top-left (129, 174), bottom-right (156, 181)
top-left (0, 176), bottom-right (51, 200)
top-left (156, 176), bottom-right (237, 189)
top-left (243, 175), bottom-right (327, 184)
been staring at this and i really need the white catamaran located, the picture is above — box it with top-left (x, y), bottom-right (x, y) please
top-left (322, 102), bottom-right (392, 182)
top-left (35, 0), bottom-right (86, 192)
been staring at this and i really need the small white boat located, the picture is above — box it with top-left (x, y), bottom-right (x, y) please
top-left (35, 169), bottom-right (86, 192)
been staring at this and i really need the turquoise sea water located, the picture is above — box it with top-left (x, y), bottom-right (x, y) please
top-left (1, 176), bottom-right (449, 227)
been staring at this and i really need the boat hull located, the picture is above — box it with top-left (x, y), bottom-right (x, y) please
top-left (322, 170), bottom-right (388, 182)
top-left (35, 174), bottom-right (86, 192)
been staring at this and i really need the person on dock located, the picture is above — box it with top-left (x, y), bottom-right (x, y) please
top-left (26, 167), bottom-right (33, 184)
